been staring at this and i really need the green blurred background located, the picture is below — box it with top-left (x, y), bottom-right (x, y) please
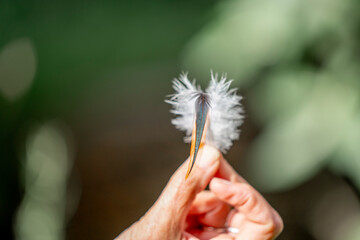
top-left (1, 0), bottom-right (360, 239)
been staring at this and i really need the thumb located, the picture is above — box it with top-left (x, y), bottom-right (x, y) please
top-left (148, 145), bottom-right (221, 228)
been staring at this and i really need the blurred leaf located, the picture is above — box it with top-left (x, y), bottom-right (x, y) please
top-left (15, 122), bottom-right (72, 240)
top-left (182, 0), bottom-right (301, 85)
top-left (0, 38), bottom-right (36, 101)
top-left (247, 74), bottom-right (358, 191)
top-left (330, 112), bottom-right (360, 190)
top-left (182, 0), bottom-right (355, 86)
top-left (248, 67), bottom-right (315, 124)
top-left (1, 0), bottom-right (216, 116)
top-left (308, 185), bottom-right (360, 240)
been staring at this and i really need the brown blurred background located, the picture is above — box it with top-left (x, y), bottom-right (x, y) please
top-left (1, 0), bottom-right (360, 239)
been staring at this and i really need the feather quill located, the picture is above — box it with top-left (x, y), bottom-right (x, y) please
top-left (186, 93), bottom-right (210, 178)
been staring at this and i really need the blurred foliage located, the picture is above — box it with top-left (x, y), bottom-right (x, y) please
top-left (15, 123), bottom-right (72, 240)
top-left (0, 38), bottom-right (36, 101)
top-left (183, 0), bottom-right (360, 193)
top-left (0, 0), bottom-right (216, 239)
top-left (0, 0), bottom-right (215, 115)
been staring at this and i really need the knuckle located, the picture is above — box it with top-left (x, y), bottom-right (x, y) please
top-left (264, 221), bottom-right (276, 234)
top-left (228, 184), bottom-right (257, 209)
top-left (273, 210), bottom-right (284, 235)
top-left (230, 188), bottom-right (248, 205)
top-left (262, 210), bottom-right (284, 238)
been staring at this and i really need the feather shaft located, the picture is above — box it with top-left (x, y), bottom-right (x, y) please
top-left (185, 93), bottom-right (210, 178)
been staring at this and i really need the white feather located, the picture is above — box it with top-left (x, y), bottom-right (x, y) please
top-left (166, 72), bottom-right (244, 153)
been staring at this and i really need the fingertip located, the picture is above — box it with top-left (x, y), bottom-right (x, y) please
top-left (210, 177), bottom-right (231, 193)
top-left (196, 145), bottom-right (221, 170)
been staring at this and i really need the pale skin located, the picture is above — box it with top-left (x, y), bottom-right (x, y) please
top-left (116, 145), bottom-right (283, 240)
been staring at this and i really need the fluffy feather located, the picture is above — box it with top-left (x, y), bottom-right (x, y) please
top-left (166, 72), bottom-right (244, 153)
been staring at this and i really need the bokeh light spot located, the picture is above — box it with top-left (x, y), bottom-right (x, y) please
top-left (0, 38), bottom-right (36, 101)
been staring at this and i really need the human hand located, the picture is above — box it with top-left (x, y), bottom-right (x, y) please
top-left (116, 146), bottom-right (283, 240)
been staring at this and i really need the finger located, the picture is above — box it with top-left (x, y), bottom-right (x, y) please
top-left (186, 229), bottom-right (224, 240)
top-left (199, 200), bottom-right (229, 228)
top-left (215, 155), bottom-right (247, 183)
top-left (188, 191), bottom-right (230, 228)
top-left (210, 178), bottom-right (274, 224)
top-left (271, 209), bottom-right (284, 237)
top-left (149, 145), bottom-right (221, 226)
top-left (189, 191), bottom-right (222, 215)
top-left (210, 234), bottom-right (234, 240)
top-left (182, 231), bottom-right (199, 240)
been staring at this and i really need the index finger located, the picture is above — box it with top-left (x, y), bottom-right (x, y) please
top-left (210, 178), bottom-right (282, 229)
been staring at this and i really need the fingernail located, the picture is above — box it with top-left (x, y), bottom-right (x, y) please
top-left (197, 145), bottom-right (221, 170)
